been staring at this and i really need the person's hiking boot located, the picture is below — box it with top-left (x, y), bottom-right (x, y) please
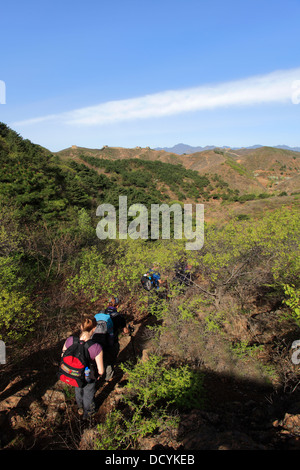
top-left (104, 368), bottom-right (114, 382)
top-left (82, 402), bottom-right (96, 420)
top-left (83, 410), bottom-right (96, 423)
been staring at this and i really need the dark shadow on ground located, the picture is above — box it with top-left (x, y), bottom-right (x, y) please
top-left (1, 306), bottom-right (300, 450)
top-left (0, 337), bottom-right (65, 448)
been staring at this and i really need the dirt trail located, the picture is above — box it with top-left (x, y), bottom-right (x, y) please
top-left (1, 305), bottom-right (300, 450)
top-left (0, 314), bottom-right (152, 449)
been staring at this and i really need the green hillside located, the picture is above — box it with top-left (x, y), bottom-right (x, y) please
top-left (0, 123), bottom-right (300, 451)
top-left (0, 123), bottom-right (239, 224)
top-left (57, 143), bottom-right (300, 195)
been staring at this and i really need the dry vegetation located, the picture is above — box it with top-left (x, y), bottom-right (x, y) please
top-left (0, 124), bottom-right (300, 450)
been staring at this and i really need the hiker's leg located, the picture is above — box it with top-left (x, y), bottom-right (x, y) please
top-left (112, 342), bottom-right (120, 362)
top-left (75, 387), bottom-right (84, 409)
top-left (104, 351), bottom-right (114, 381)
top-left (103, 346), bottom-right (116, 381)
top-left (82, 382), bottom-right (96, 417)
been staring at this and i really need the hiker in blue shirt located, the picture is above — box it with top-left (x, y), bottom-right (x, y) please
top-left (93, 310), bottom-right (114, 347)
top-left (92, 309), bottom-right (115, 381)
top-left (147, 265), bottom-right (162, 290)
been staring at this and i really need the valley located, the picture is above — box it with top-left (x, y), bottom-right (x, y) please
top-left (0, 123), bottom-right (299, 451)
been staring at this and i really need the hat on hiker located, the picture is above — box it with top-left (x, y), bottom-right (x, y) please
top-left (109, 296), bottom-right (119, 306)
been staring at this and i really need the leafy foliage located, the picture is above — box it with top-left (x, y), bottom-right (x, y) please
top-left (283, 284), bottom-right (300, 325)
top-left (197, 206), bottom-right (300, 300)
top-left (121, 354), bottom-right (204, 410)
top-left (95, 354), bottom-right (204, 450)
top-left (0, 289), bottom-right (39, 341)
top-left (0, 122), bottom-right (300, 450)
top-left (78, 154), bottom-right (241, 202)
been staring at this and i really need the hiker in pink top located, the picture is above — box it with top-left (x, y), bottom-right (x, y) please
top-left (61, 315), bottom-right (105, 419)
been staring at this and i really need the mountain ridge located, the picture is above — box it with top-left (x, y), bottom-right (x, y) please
top-left (155, 143), bottom-right (300, 155)
top-left (55, 143), bottom-right (300, 196)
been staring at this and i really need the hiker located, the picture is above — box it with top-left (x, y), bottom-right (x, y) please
top-left (174, 260), bottom-right (193, 287)
top-left (105, 296), bottom-right (129, 366)
top-left (105, 296), bottom-right (129, 341)
top-left (148, 265), bottom-right (162, 290)
top-left (60, 315), bottom-right (104, 419)
top-left (141, 265), bottom-right (163, 291)
top-left (105, 295), bottom-right (119, 314)
top-left (92, 308), bottom-right (115, 382)
top-left (92, 309), bottom-right (114, 347)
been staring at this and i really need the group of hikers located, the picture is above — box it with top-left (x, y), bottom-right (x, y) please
top-left (141, 262), bottom-right (193, 296)
top-left (58, 262), bottom-right (194, 420)
top-left (59, 296), bottom-right (129, 420)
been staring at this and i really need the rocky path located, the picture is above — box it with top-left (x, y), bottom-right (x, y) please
top-left (1, 318), bottom-right (300, 450)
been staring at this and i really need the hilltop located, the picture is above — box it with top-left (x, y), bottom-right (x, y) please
top-left (1, 122), bottom-right (299, 228)
top-left (56, 143), bottom-right (300, 197)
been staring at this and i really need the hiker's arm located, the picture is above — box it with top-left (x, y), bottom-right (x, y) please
top-left (61, 342), bottom-right (67, 357)
top-left (61, 337), bottom-right (72, 357)
top-left (95, 349), bottom-right (105, 377)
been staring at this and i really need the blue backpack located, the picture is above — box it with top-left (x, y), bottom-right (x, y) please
top-left (93, 311), bottom-right (114, 347)
top-left (141, 269), bottom-right (161, 291)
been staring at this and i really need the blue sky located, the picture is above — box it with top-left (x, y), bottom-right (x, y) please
top-left (0, 0), bottom-right (300, 151)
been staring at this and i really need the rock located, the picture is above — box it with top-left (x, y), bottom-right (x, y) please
top-left (279, 413), bottom-right (300, 436)
top-left (42, 389), bottom-right (66, 410)
top-left (0, 395), bottom-right (23, 411)
top-left (79, 428), bottom-right (99, 450)
top-left (8, 410), bottom-right (27, 430)
top-left (29, 401), bottom-right (44, 417)
top-left (46, 408), bottom-right (60, 423)
top-left (141, 349), bottom-right (150, 362)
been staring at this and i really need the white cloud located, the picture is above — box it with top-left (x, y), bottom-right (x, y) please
top-left (13, 67), bottom-right (300, 127)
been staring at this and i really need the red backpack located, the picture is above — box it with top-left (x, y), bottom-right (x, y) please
top-left (58, 336), bottom-right (93, 388)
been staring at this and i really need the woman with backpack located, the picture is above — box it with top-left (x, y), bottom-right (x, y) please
top-left (60, 315), bottom-right (105, 419)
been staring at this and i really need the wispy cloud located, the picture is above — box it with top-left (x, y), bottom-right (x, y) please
top-left (13, 67), bottom-right (300, 127)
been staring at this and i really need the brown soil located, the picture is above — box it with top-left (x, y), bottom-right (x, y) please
top-left (1, 297), bottom-right (300, 451)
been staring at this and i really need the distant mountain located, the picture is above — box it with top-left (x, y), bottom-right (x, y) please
top-left (56, 142), bottom-right (300, 196)
top-left (155, 144), bottom-right (219, 154)
top-left (155, 144), bottom-right (300, 155)
top-left (275, 145), bottom-right (300, 152)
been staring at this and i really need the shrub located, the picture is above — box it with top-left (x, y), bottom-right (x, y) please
top-left (121, 354), bottom-right (205, 411)
top-left (95, 354), bottom-right (204, 450)
top-left (0, 289), bottom-right (39, 342)
top-left (283, 284), bottom-right (300, 325)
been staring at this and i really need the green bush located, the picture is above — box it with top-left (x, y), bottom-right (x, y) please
top-left (0, 289), bottom-right (39, 342)
top-left (95, 354), bottom-right (204, 450)
top-left (121, 354), bottom-right (204, 410)
top-left (283, 284), bottom-right (300, 325)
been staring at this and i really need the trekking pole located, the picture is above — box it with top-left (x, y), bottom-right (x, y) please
top-left (128, 324), bottom-right (137, 364)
